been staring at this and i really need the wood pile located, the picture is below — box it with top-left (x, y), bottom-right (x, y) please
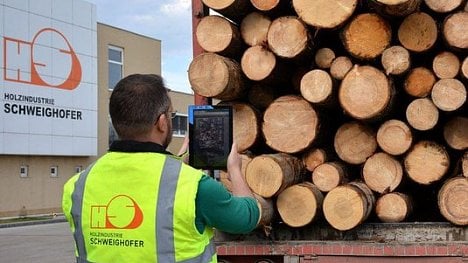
top-left (190, 0), bottom-right (468, 231)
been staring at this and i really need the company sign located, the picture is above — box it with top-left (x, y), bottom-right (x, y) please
top-left (0, 0), bottom-right (97, 156)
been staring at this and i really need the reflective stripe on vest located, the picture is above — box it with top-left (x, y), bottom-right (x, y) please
top-left (71, 156), bottom-right (215, 263)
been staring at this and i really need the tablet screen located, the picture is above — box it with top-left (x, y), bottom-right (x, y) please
top-left (188, 105), bottom-right (232, 170)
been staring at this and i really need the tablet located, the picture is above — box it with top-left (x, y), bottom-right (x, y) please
top-left (188, 105), bottom-right (233, 170)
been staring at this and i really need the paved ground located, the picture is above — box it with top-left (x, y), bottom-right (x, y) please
top-left (0, 222), bottom-right (75, 262)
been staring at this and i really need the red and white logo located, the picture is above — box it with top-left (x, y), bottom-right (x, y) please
top-left (90, 195), bottom-right (144, 230)
top-left (3, 28), bottom-right (82, 90)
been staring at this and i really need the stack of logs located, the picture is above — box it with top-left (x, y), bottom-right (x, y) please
top-left (188, 0), bottom-right (468, 231)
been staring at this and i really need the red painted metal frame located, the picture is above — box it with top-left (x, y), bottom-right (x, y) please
top-left (191, 0), bottom-right (210, 106)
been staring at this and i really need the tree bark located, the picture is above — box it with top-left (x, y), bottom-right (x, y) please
top-left (339, 65), bottom-right (393, 120)
top-left (292, 0), bottom-right (358, 29)
top-left (240, 12), bottom-right (271, 47)
top-left (334, 122), bottom-right (378, 165)
top-left (330, 56), bottom-right (353, 80)
top-left (404, 141), bottom-right (450, 185)
top-left (398, 12), bottom-right (438, 52)
top-left (341, 13), bottom-right (392, 60)
top-left (312, 162), bottom-right (348, 192)
top-left (255, 194), bottom-right (275, 227)
top-left (323, 181), bottom-right (375, 231)
top-left (376, 192), bottom-right (413, 223)
top-left (381, 45), bottom-right (411, 75)
top-left (300, 69), bottom-right (334, 105)
top-left (196, 15), bottom-right (243, 58)
top-left (370, 0), bottom-right (422, 16)
top-left (302, 148), bottom-right (327, 172)
top-left (363, 152), bottom-right (403, 194)
top-left (405, 98), bottom-right (439, 131)
top-left (188, 52), bottom-right (246, 100)
top-left (377, 119), bottom-right (413, 156)
top-left (246, 153), bottom-right (304, 198)
top-left (404, 67), bottom-right (436, 97)
top-left (443, 12), bottom-right (468, 50)
top-left (433, 51), bottom-right (461, 79)
top-left (438, 177), bottom-right (468, 226)
top-left (267, 16), bottom-right (312, 60)
top-left (276, 182), bottom-right (324, 227)
top-left (443, 116), bottom-right (468, 151)
top-left (263, 95), bottom-right (320, 153)
top-left (431, 79), bottom-right (467, 112)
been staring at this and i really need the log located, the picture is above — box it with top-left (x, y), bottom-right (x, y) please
top-left (405, 98), bottom-right (439, 131)
top-left (341, 13), bottom-right (392, 60)
top-left (263, 95), bottom-right (319, 153)
top-left (241, 45), bottom-right (287, 84)
top-left (339, 65), bottom-right (393, 120)
top-left (250, 0), bottom-right (290, 15)
top-left (312, 162), bottom-right (348, 192)
top-left (300, 69), bottom-right (334, 105)
top-left (442, 12), bottom-right (468, 50)
top-left (334, 122), bottom-right (378, 165)
top-left (381, 45), bottom-right (411, 75)
top-left (276, 182), bottom-right (324, 227)
top-left (463, 152), bottom-right (468, 177)
top-left (247, 84), bottom-right (281, 110)
top-left (292, 0), bottom-right (358, 29)
top-left (218, 101), bottom-right (261, 152)
top-left (398, 12), bottom-right (438, 52)
top-left (201, 0), bottom-right (253, 23)
top-left (424, 0), bottom-right (465, 13)
top-left (462, 57), bottom-right (468, 79)
top-left (404, 67), bottom-right (436, 97)
top-left (255, 194), bottom-right (275, 226)
top-left (433, 51), bottom-right (461, 79)
top-left (188, 52), bottom-right (246, 100)
top-left (246, 153), bottom-right (304, 198)
top-left (315, 48), bottom-right (336, 69)
top-left (240, 12), bottom-right (271, 47)
top-left (323, 181), bottom-right (375, 231)
top-left (267, 16), bottom-right (312, 60)
top-left (369, 0), bottom-right (422, 16)
top-left (376, 192), bottom-right (413, 223)
top-left (302, 148), bottom-right (327, 172)
top-left (443, 116), bottom-right (468, 150)
top-left (330, 56), bottom-right (353, 80)
top-left (438, 177), bottom-right (468, 226)
top-left (377, 119), bottom-right (413, 155)
top-left (431, 79), bottom-right (467, 112)
top-left (404, 141), bottom-right (450, 185)
top-left (196, 15), bottom-right (243, 58)
top-left (363, 152), bottom-right (403, 194)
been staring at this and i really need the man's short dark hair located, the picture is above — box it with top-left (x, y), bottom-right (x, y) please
top-left (109, 74), bottom-right (171, 139)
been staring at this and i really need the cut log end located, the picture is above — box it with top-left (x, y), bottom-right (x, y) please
top-left (444, 117), bottom-right (468, 151)
top-left (438, 177), bottom-right (468, 226)
top-left (376, 192), bottom-right (412, 223)
top-left (312, 162), bottom-right (347, 192)
top-left (330, 56), bottom-right (353, 80)
top-left (433, 51), bottom-right (461, 79)
top-left (300, 69), bottom-right (333, 104)
top-left (398, 12), bottom-right (438, 52)
top-left (381, 45), bottom-right (411, 75)
top-left (377, 119), bottom-right (413, 155)
top-left (240, 12), bottom-right (271, 47)
top-left (302, 148), bottom-right (327, 172)
top-left (293, 0), bottom-right (358, 29)
top-left (431, 79), bottom-right (467, 112)
top-left (425, 0), bottom-right (464, 13)
top-left (363, 152), bottom-right (403, 193)
top-left (277, 182), bottom-right (323, 227)
top-left (241, 45), bottom-right (277, 81)
top-left (334, 122), bottom-right (377, 165)
top-left (196, 15), bottom-right (240, 56)
top-left (267, 16), bottom-right (310, 59)
top-left (406, 98), bottom-right (439, 131)
top-left (404, 141), bottom-right (450, 185)
top-left (315, 48), bottom-right (336, 69)
top-left (404, 67), bottom-right (436, 97)
top-left (443, 12), bottom-right (468, 50)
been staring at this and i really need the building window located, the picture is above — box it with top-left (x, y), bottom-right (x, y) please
top-left (109, 119), bottom-right (119, 146)
top-left (108, 45), bottom-right (123, 90)
top-left (172, 113), bottom-right (187, 137)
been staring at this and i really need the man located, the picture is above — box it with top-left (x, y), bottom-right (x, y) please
top-left (62, 74), bottom-right (260, 262)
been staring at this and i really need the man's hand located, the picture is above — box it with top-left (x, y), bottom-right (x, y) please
top-left (227, 142), bottom-right (253, 198)
top-left (227, 142), bottom-right (241, 176)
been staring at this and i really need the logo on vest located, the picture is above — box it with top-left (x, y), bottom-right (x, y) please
top-left (90, 195), bottom-right (144, 229)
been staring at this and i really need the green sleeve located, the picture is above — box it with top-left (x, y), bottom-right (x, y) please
top-left (195, 175), bottom-right (260, 234)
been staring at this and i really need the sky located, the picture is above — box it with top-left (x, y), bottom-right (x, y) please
top-left (87, 0), bottom-right (194, 94)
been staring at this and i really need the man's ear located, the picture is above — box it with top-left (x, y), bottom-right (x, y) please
top-left (155, 113), bottom-right (168, 133)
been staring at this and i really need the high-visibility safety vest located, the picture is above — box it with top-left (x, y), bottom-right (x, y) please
top-left (62, 152), bottom-right (216, 263)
